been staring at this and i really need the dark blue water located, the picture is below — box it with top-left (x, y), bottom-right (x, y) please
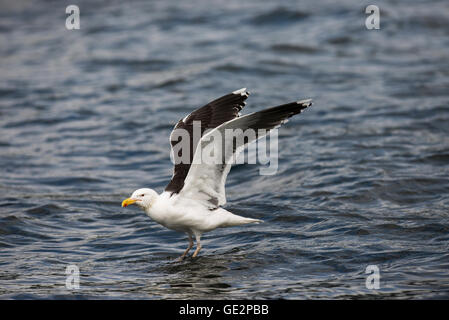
top-left (1, 0), bottom-right (449, 299)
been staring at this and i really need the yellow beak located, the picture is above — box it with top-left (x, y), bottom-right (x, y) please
top-left (121, 198), bottom-right (137, 207)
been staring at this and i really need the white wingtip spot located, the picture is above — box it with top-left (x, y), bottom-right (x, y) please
top-left (233, 88), bottom-right (249, 97)
top-left (297, 99), bottom-right (312, 106)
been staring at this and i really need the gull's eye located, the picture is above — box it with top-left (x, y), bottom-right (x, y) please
top-left (140, 194), bottom-right (145, 197)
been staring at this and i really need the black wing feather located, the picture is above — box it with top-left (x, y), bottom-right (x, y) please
top-left (165, 89), bottom-right (249, 193)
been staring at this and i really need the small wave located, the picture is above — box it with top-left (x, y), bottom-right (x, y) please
top-left (39, 176), bottom-right (106, 186)
top-left (326, 36), bottom-right (352, 45)
top-left (249, 7), bottom-right (309, 25)
top-left (213, 63), bottom-right (289, 76)
top-left (25, 204), bottom-right (66, 216)
top-left (270, 44), bottom-right (321, 54)
top-left (416, 152), bottom-right (449, 165)
top-left (83, 58), bottom-right (172, 73)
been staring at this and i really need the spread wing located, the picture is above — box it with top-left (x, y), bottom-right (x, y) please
top-left (165, 88), bottom-right (250, 194)
top-left (176, 99), bottom-right (312, 209)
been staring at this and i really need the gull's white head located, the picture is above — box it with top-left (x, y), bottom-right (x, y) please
top-left (121, 188), bottom-right (159, 210)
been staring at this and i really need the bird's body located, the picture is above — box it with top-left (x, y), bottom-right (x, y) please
top-left (122, 88), bottom-right (312, 260)
top-left (145, 191), bottom-right (261, 234)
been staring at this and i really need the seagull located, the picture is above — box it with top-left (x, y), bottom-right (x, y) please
top-left (121, 88), bottom-right (312, 260)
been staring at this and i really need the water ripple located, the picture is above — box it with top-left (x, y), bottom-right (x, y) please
top-left (0, 0), bottom-right (448, 299)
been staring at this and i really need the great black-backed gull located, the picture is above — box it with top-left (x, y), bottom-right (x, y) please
top-left (122, 88), bottom-right (312, 260)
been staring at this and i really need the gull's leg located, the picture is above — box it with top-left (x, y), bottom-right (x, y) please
top-left (178, 234), bottom-right (193, 261)
top-left (192, 233), bottom-right (202, 258)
